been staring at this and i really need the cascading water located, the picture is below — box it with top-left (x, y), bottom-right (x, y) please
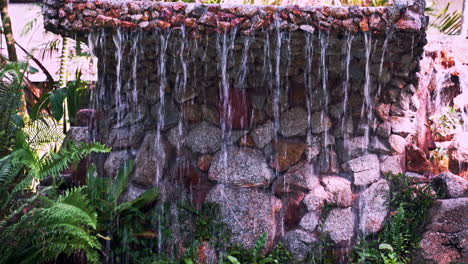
top-left (86, 21), bottom-right (398, 262)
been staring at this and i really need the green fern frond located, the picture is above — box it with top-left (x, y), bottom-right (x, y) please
top-left (38, 142), bottom-right (110, 180)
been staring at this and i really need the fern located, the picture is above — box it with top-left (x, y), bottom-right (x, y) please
top-left (0, 187), bottom-right (101, 264)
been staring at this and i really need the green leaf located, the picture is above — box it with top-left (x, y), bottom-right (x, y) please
top-left (109, 159), bottom-right (134, 203)
top-left (114, 188), bottom-right (158, 214)
top-left (227, 256), bottom-right (241, 264)
top-left (28, 66), bottom-right (39, 74)
top-left (49, 88), bottom-right (67, 121)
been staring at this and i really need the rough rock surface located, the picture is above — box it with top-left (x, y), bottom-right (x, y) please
top-left (419, 198), bottom-right (468, 264)
top-left (342, 154), bottom-right (380, 186)
top-left (322, 176), bottom-right (353, 208)
top-left (251, 120), bottom-right (275, 149)
top-left (303, 185), bottom-right (329, 211)
top-left (133, 133), bottom-right (172, 187)
top-left (323, 207), bottom-right (355, 243)
top-left (270, 140), bottom-right (306, 172)
top-left (104, 150), bottom-right (132, 178)
top-left (206, 185), bottom-right (282, 251)
top-left (299, 211), bottom-right (320, 232)
top-left (279, 107), bottom-right (308, 137)
top-left (431, 172), bottom-right (468, 198)
top-left (283, 229), bottom-right (316, 261)
top-left (273, 161), bottom-right (319, 194)
top-left (358, 180), bottom-right (390, 235)
top-left (186, 122), bottom-right (222, 154)
top-left (209, 147), bottom-right (273, 187)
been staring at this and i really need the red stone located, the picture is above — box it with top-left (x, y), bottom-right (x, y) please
top-left (105, 9), bottom-right (120, 18)
top-left (156, 20), bottom-right (171, 30)
top-left (74, 3), bottom-right (85, 11)
top-left (359, 16), bottom-right (369, 32)
top-left (172, 2), bottom-right (185, 12)
top-left (120, 20), bottom-right (138, 29)
top-left (230, 17), bottom-right (245, 27)
top-left (197, 155), bottom-right (212, 172)
top-left (170, 14), bottom-right (184, 26)
top-left (218, 88), bottom-right (251, 130)
top-left (396, 10), bottom-right (421, 31)
top-left (85, 2), bottom-right (96, 10)
top-left (269, 140), bottom-right (306, 172)
top-left (280, 10), bottom-right (289, 20)
top-left (406, 143), bottom-right (431, 174)
top-left (184, 18), bottom-right (197, 28)
top-left (292, 7), bottom-right (302, 16)
top-left (160, 7), bottom-right (173, 20)
top-left (217, 12), bottom-right (235, 21)
top-left (218, 21), bottom-right (231, 33)
top-left (239, 135), bottom-right (255, 148)
top-left (282, 192), bottom-right (306, 231)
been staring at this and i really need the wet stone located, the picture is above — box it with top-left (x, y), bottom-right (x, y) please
top-left (279, 107), bottom-right (308, 137)
top-left (209, 146), bottom-right (273, 187)
top-left (186, 122), bottom-right (222, 154)
top-left (206, 185), bottom-right (281, 252)
top-left (358, 180), bottom-right (390, 235)
top-left (322, 207), bottom-right (355, 243)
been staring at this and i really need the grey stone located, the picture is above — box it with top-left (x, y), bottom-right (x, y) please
top-left (120, 183), bottom-right (146, 203)
top-left (206, 185), bottom-right (282, 251)
top-left (251, 120), bottom-right (275, 148)
top-left (64, 127), bottom-right (91, 144)
top-left (322, 176), bottom-right (354, 207)
top-left (358, 180), bottom-right (390, 235)
top-left (282, 229), bottom-right (317, 261)
top-left (379, 155), bottom-right (404, 174)
top-left (279, 107), bottom-right (308, 137)
top-left (186, 122), bottom-right (222, 154)
top-left (104, 150), bottom-right (132, 178)
top-left (151, 96), bottom-right (180, 131)
top-left (342, 154), bottom-right (381, 186)
top-left (388, 134), bottom-right (407, 154)
top-left (108, 125), bottom-right (145, 149)
top-left (390, 116), bottom-right (416, 137)
top-left (299, 212), bottom-right (320, 232)
top-left (167, 125), bottom-right (187, 149)
top-left (174, 85), bottom-right (199, 103)
top-left (432, 172), bottom-right (468, 198)
top-left (336, 137), bottom-right (367, 162)
top-left (310, 111), bottom-right (333, 134)
top-left (370, 137), bottom-right (392, 155)
top-left (376, 122), bottom-right (392, 138)
top-left (275, 161), bottom-right (320, 192)
top-left (303, 185), bottom-right (329, 211)
top-left (133, 132), bottom-right (171, 187)
top-left (208, 147), bottom-right (273, 187)
top-left (426, 198), bottom-right (468, 234)
top-left (323, 207), bottom-right (355, 243)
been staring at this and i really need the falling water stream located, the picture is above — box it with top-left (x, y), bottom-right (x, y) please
top-left (87, 22), bottom-right (393, 262)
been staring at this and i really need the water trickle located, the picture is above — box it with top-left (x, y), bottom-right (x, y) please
top-left (319, 31), bottom-right (330, 165)
top-left (361, 32), bottom-right (373, 151)
top-left (342, 31), bottom-right (354, 148)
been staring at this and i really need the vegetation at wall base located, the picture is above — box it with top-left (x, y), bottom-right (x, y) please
top-left (350, 173), bottom-right (436, 264)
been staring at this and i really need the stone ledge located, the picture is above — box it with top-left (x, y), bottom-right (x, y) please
top-left (43, 0), bottom-right (426, 38)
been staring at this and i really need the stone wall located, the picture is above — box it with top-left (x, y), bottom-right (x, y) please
top-left (44, 0), bottom-right (432, 262)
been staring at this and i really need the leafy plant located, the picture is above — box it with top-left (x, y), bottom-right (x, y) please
top-left (85, 160), bottom-right (160, 263)
top-left (428, 2), bottom-right (463, 35)
top-left (0, 61), bottom-right (29, 155)
top-left (226, 233), bottom-right (293, 264)
top-left (0, 187), bottom-right (101, 264)
top-left (351, 173), bottom-right (436, 264)
top-left (31, 70), bottom-right (88, 124)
